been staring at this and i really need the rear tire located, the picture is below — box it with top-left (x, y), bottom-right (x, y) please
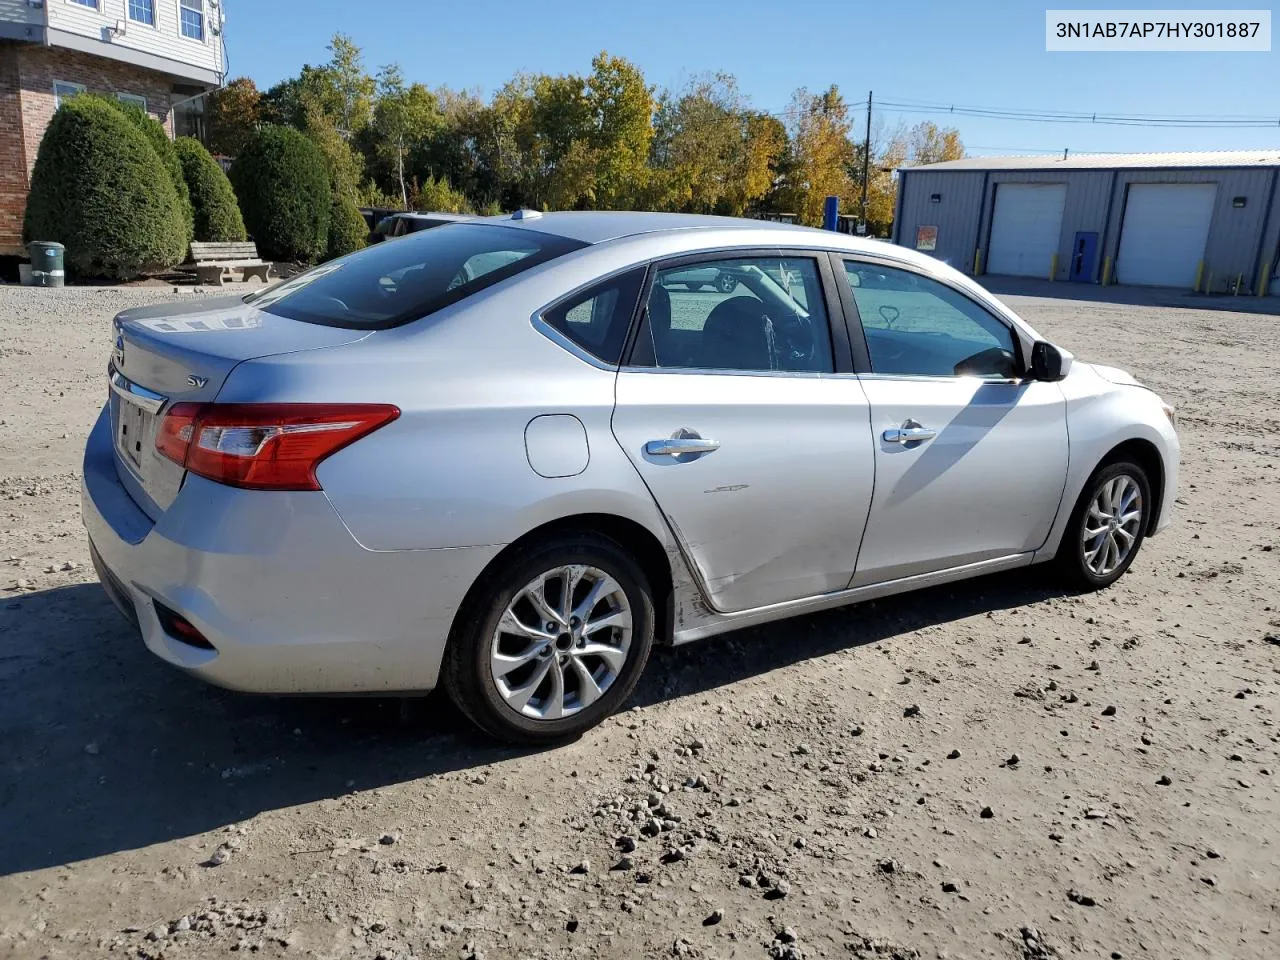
top-left (1055, 460), bottom-right (1151, 590)
top-left (441, 532), bottom-right (655, 745)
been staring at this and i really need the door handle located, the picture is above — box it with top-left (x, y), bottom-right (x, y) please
top-left (645, 437), bottom-right (721, 457)
top-left (883, 421), bottom-right (937, 444)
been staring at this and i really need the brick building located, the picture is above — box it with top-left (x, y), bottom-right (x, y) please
top-left (1, 0), bottom-right (225, 255)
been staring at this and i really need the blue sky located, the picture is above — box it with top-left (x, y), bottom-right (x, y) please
top-left (225, 0), bottom-right (1279, 155)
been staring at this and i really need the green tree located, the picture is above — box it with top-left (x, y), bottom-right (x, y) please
top-left (370, 64), bottom-right (442, 206)
top-left (112, 99), bottom-right (194, 245)
top-left (265, 34), bottom-right (374, 139)
top-left (300, 105), bottom-right (366, 199)
top-left (410, 175), bottom-right (471, 213)
top-left (24, 95), bottom-right (187, 278)
top-left (230, 125), bottom-right (331, 263)
top-left (326, 193), bottom-right (368, 260)
top-left (175, 136), bottom-right (247, 242)
top-left (325, 33), bottom-right (376, 137)
top-left (585, 52), bottom-right (653, 209)
top-left (207, 77), bottom-right (262, 157)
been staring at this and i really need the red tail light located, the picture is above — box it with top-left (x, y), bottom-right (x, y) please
top-left (156, 403), bottom-right (400, 491)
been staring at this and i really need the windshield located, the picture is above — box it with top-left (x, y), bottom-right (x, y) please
top-left (245, 223), bottom-right (586, 329)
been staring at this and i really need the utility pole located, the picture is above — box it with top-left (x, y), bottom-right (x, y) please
top-left (860, 90), bottom-right (872, 234)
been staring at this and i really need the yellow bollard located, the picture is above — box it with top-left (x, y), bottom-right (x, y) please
top-left (1261, 263), bottom-right (1272, 297)
top-left (1049, 253), bottom-right (1058, 281)
top-left (1235, 272), bottom-right (1243, 295)
top-left (1193, 261), bottom-right (1205, 292)
top-left (1101, 256), bottom-right (1112, 286)
top-left (973, 249), bottom-right (983, 275)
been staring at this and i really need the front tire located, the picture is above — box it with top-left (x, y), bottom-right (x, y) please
top-left (1055, 460), bottom-right (1151, 590)
top-left (442, 532), bottom-right (655, 745)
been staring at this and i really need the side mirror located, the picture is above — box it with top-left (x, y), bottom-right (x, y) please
top-left (1029, 341), bottom-right (1071, 382)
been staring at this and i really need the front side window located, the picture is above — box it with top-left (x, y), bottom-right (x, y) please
top-left (180, 0), bottom-right (205, 40)
top-left (116, 93), bottom-right (147, 111)
top-left (127, 0), bottom-right (155, 26)
top-left (631, 256), bottom-right (833, 373)
top-left (842, 262), bottom-right (1019, 378)
top-left (245, 223), bottom-right (585, 329)
top-left (541, 269), bottom-right (645, 365)
top-left (53, 81), bottom-right (86, 107)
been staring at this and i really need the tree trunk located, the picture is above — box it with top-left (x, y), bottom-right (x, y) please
top-left (397, 134), bottom-right (408, 209)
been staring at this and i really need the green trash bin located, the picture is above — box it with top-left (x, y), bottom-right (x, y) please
top-left (27, 241), bottom-right (66, 288)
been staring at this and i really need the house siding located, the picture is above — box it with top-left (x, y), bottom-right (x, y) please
top-left (898, 161), bottom-right (1280, 293)
top-left (47, 0), bottom-right (222, 79)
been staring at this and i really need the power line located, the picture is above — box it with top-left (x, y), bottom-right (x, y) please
top-left (874, 96), bottom-right (1280, 128)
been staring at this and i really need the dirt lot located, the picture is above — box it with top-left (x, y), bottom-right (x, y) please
top-left (1, 283), bottom-right (1277, 960)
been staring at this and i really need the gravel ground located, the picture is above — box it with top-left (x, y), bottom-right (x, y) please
top-left (0, 283), bottom-right (1277, 960)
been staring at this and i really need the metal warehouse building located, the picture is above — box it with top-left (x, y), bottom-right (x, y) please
top-left (892, 150), bottom-right (1280, 295)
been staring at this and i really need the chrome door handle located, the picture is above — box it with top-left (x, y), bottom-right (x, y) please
top-left (645, 437), bottom-right (721, 457)
top-left (883, 421), bottom-right (937, 444)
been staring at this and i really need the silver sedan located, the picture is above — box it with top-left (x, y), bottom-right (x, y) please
top-left (83, 212), bottom-right (1179, 743)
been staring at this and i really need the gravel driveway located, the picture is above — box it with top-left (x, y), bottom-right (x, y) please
top-left (1, 283), bottom-right (1277, 960)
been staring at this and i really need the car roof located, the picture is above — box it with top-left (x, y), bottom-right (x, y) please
top-left (482, 210), bottom-right (898, 251)
top-left (389, 212), bottom-right (476, 223)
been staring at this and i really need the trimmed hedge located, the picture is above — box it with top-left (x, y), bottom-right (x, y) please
top-left (326, 194), bottom-right (368, 261)
top-left (113, 100), bottom-right (194, 245)
top-left (23, 95), bottom-right (188, 279)
top-left (230, 125), bottom-right (330, 263)
top-left (176, 137), bottom-right (247, 242)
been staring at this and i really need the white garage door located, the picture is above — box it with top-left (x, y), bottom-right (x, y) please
top-left (986, 183), bottom-right (1067, 277)
top-left (1116, 183), bottom-right (1217, 288)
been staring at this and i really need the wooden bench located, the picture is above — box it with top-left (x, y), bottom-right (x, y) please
top-left (186, 241), bottom-right (272, 286)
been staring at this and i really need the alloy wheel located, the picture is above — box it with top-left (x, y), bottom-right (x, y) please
top-left (489, 565), bottom-right (632, 720)
top-left (1082, 474), bottom-right (1143, 577)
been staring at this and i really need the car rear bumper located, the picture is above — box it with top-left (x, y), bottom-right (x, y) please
top-left (81, 405), bottom-right (501, 694)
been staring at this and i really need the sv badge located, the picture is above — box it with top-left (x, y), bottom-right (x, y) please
top-left (186, 374), bottom-right (208, 389)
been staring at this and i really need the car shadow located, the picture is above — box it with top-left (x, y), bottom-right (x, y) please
top-left (0, 570), bottom-right (1068, 876)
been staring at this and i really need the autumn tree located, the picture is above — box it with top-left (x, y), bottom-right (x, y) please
top-left (785, 86), bottom-right (855, 226)
top-left (855, 121), bottom-right (964, 235)
top-left (207, 77), bottom-right (261, 157)
top-left (908, 121), bottom-right (965, 165)
top-left (649, 75), bottom-right (785, 216)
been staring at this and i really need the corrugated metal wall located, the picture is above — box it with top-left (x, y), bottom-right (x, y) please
top-left (1103, 169), bottom-right (1274, 292)
top-left (979, 171), bottom-right (1111, 281)
top-left (897, 164), bottom-right (1280, 293)
top-left (893, 170), bottom-right (986, 270)
top-left (1260, 171), bottom-right (1280, 295)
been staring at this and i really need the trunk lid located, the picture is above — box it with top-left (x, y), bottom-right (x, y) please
top-left (109, 295), bottom-right (369, 518)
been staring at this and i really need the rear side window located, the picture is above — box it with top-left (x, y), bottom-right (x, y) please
top-left (246, 223), bottom-right (586, 329)
top-left (540, 268), bottom-right (645, 365)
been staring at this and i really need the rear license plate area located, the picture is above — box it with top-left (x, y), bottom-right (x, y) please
top-left (116, 396), bottom-right (150, 469)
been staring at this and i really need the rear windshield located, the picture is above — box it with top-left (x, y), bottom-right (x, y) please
top-left (245, 223), bottom-right (586, 329)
